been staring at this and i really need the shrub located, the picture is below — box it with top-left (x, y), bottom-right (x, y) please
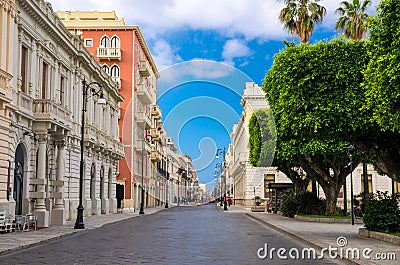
top-left (280, 188), bottom-right (298, 217)
top-left (363, 191), bottom-right (400, 233)
top-left (280, 189), bottom-right (326, 217)
top-left (296, 191), bottom-right (326, 215)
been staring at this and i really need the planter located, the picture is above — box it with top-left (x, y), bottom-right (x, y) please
top-left (251, 206), bottom-right (266, 212)
top-left (359, 228), bottom-right (400, 245)
top-left (294, 215), bottom-right (363, 224)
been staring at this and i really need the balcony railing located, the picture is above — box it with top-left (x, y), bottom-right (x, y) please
top-left (96, 130), bottom-right (107, 150)
top-left (113, 140), bottom-right (124, 158)
top-left (150, 128), bottom-right (160, 141)
top-left (97, 47), bottom-right (121, 61)
top-left (150, 146), bottom-right (161, 162)
top-left (33, 99), bottom-right (72, 130)
top-left (136, 111), bottom-right (151, 129)
top-left (137, 84), bottom-right (152, 104)
top-left (17, 92), bottom-right (33, 117)
top-left (150, 105), bottom-right (161, 120)
top-left (84, 124), bottom-right (97, 145)
top-left (111, 76), bottom-right (121, 90)
top-left (139, 60), bottom-right (151, 77)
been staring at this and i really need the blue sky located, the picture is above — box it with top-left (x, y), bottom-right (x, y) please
top-left (48, 0), bottom-right (380, 186)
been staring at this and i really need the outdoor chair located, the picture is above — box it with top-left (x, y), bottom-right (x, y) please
top-left (13, 215), bottom-right (25, 231)
top-left (23, 213), bottom-right (37, 231)
top-left (0, 212), bottom-right (13, 233)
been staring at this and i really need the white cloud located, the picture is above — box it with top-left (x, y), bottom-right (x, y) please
top-left (47, 0), bottom-right (381, 70)
top-left (151, 40), bottom-right (182, 72)
top-left (222, 39), bottom-right (252, 66)
top-left (48, 0), bottom-right (380, 41)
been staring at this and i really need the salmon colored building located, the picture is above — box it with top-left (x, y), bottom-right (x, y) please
top-left (57, 11), bottom-right (163, 211)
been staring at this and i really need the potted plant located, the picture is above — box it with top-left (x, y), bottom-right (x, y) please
top-left (251, 196), bottom-right (266, 212)
top-left (254, 196), bottom-right (263, 206)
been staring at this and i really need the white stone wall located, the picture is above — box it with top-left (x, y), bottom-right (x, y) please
top-left (1, 0), bottom-right (124, 226)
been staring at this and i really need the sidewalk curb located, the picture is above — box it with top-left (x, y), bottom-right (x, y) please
top-left (245, 213), bottom-right (360, 265)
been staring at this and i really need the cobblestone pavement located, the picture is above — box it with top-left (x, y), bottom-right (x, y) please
top-left (0, 204), bottom-right (342, 265)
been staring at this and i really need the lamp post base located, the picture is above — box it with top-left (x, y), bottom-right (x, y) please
top-left (74, 205), bottom-right (85, 229)
top-left (165, 203), bottom-right (169, 208)
top-left (139, 203), bottom-right (145, 215)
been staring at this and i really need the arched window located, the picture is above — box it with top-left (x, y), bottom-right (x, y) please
top-left (110, 36), bottom-right (120, 48)
top-left (110, 65), bottom-right (120, 77)
top-left (102, 65), bottom-right (110, 75)
top-left (100, 36), bottom-right (110, 48)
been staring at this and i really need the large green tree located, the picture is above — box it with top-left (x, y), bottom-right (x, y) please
top-left (262, 39), bottom-right (370, 215)
top-left (278, 0), bottom-right (326, 43)
top-left (249, 109), bottom-right (310, 193)
top-left (335, 0), bottom-right (372, 40)
top-left (361, 0), bottom-right (400, 182)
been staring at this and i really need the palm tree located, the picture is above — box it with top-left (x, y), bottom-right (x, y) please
top-left (335, 0), bottom-right (372, 40)
top-left (278, 0), bottom-right (326, 44)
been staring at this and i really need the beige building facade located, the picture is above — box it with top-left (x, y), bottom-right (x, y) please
top-left (227, 82), bottom-right (291, 208)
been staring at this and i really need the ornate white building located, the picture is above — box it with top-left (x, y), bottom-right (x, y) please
top-left (0, 0), bottom-right (123, 227)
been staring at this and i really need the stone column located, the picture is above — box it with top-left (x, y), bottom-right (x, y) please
top-left (34, 133), bottom-right (49, 227)
top-left (51, 138), bottom-right (66, 225)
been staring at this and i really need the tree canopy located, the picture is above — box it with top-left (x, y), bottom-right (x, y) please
top-left (278, 0), bottom-right (326, 43)
top-left (335, 0), bottom-right (372, 40)
top-left (261, 38), bottom-right (370, 215)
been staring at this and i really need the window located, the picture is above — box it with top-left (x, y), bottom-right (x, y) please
top-left (84, 39), bottom-right (93, 47)
top-left (110, 65), bottom-right (120, 77)
top-left (59, 76), bottom-right (65, 105)
top-left (394, 180), bottom-right (400, 194)
top-left (20, 46), bottom-right (27, 93)
top-left (361, 174), bottom-right (373, 194)
top-left (102, 65), bottom-right (110, 75)
top-left (100, 36), bottom-right (110, 48)
top-left (110, 36), bottom-right (120, 48)
top-left (264, 174), bottom-right (275, 198)
top-left (42, 62), bottom-right (48, 99)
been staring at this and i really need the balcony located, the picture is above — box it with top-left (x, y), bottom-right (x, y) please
top-left (16, 91), bottom-right (33, 117)
top-left (150, 146), bottom-right (161, 162)
top-left (0, 69), bottom-right (12, 109)
top-left (95, 130), bottom-right (107, 151)
top-left (150, 105), bottom-right (161, 120)
top-left (83, 124), bottom-right (97, 146)
top-left (32, 99), bottom-right (72, 131)
top-left (137, 84), bottom-right (152, 105)
top-left (114, 140), bottom-right (125, 158)
top-left (111, 76), bottom-right (121, 90)
top-left (136, 111), bottom-right (151, 129)
top-left (150, 128), bottom-right (160, 141)
top-left (139, 60), bottom-right (151, 77)
top-left (97, 47), bottom-right (121, 61)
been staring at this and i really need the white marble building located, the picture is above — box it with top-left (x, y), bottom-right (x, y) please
top-left (0, 0), bottom-right (124, 227)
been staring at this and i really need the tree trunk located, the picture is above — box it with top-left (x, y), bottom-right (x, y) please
top-left (294, 178), bottom-right (309, 193)
top-left (321, 184), bottom-right (340, 216)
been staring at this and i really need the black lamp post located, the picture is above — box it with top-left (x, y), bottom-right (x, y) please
top-left (139, 134), bottom-right (153, 215)
top-left (75, 78), bottom-right (106, 229)
top-left (346, 145), bottom-right (355, 225)
top-left (165, 155), bottom-right (171, 208)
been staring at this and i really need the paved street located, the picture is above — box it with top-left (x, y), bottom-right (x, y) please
top-left (1, 204), bottom-right (342, 265)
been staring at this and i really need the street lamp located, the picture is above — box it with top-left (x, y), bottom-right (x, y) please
top-left (75, 78), bottom-right (106, 229)
top-left (165, 155), bottom-right (171, 208)
top-left (346, 145), bottom-right (355, 225)
top-left (139, 134), bottom-right (153, 215)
